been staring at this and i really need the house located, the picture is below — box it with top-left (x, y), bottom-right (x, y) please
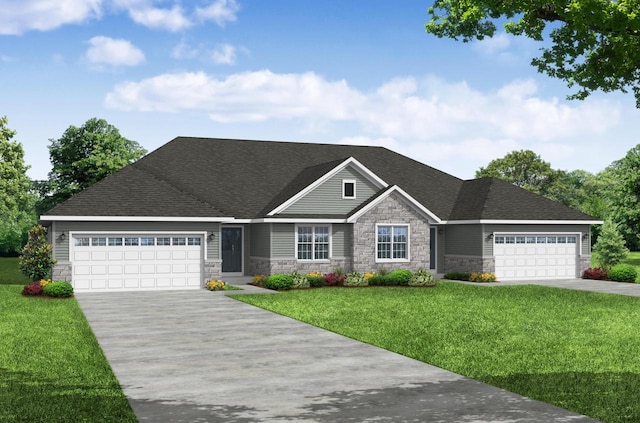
top-left (40, 137), bottom-right (600, 291)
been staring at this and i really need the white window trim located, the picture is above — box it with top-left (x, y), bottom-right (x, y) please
top-left (295, 224), bottom-right (332, 262)
top-left (342, 179), bottom-right (356, 199)
top-left (375, 223), bottom-right (410, 263)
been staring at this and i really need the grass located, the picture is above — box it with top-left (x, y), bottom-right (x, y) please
top-left (0, 257), bottom-right (30, 285)
top-left (0, 286), bottom-right (136, 421)
top-left (234, 283), bottom-right (640, 423)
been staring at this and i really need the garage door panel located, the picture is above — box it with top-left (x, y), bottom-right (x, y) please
top-left (72, 234), bottom-right (203, 291)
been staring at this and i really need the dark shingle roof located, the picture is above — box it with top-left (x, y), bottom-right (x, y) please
top-left (44, 137), bottom-right (596, 222)
top-left (449, 177), bottom-right (595, 221)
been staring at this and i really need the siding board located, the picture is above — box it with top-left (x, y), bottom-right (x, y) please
top-left (250, 223), bottom-right (271, 257)
top-left (272, 223), bottom-right (294, 257)
top-left (444, 225), bottom-right (482, 256)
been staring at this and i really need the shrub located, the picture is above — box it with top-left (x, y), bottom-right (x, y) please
top-left (344, 271), bottom-right (368, 287)
top-left (22, 282), bottom-right (43, 296)
top-left (593, 219), bottom-right (629, 270)
top-left (608, 264), bottom-right (638, 283)
top-left (443, 271), bottom-right (471, 281)
top-left (324, 272), bottom-right (346, 286)
top-left (368, 274), bottom-right (392, 286)
top-left (387, 269), bottom-right (413, 286)
top-left (205, 279), bottom-right (226, 291)
top-left (252, 274), bottom-right (267, 286)
top-left (291, 271), bottom-right (310, 288)
top-left (42, 281), bottom-right (74, 297)
top-left (265, 274), bottom-right (294, 290)
top-left (469, 272), bottom-right (497, 283)
top-left (409, 269), bottom-right (436, 286)
top-left (363, 271), bottom-right (376, 281)
top-left (582, 267), bottom-right (608, 280)
top-left (19, 225), bottom-right (57, 281)
top-left (306, 272), bottom-right (325, 287)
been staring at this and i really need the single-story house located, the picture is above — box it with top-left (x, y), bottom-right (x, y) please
top-left (40, 137), bottom-right (600, 291)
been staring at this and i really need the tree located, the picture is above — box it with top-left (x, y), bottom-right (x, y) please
top-left (44, 118), bottom-right (146, 210)
top-left (426, 1), bottom-right (640, 107)
top-left (475, 150), bottom-right (570, 204)
top-left (0, 116), bottom-right (36, 254)
top-left (19, 225), bottom-right (56, 281)
top-left (593, 219), bottom-right (629, 270)
top-left (609, 144), bottom-right (640, 250)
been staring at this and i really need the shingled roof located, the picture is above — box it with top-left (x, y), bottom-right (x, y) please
top-left (44, 137), bottom-right (595, 222)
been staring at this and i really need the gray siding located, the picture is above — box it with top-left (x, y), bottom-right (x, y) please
top-left (272, 223), bottom-right (295, 257)
top-left (482, 224), bottom-right (592, 256)
top-left (282, 166), bottom-right (380, 215)
top-left (52, 221), bottom-right (220, 261)
top-left (444, 224), bottom-right (482, 256)
top-left (437, 227), bottom-right (445, 272)
top-left (250, 223), bottom-right (271, 258)
top-left (332, 224), bottom-right (352, 258)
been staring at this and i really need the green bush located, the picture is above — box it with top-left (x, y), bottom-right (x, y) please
top-left (388, 269), bottom-right (413, 286)
top-left (344, 271), bottom-right (368, 287)
top-left (608, 264), bottom-right (638, 283)
top-left (265, 274), bottom-right (294, 290)
top-left (409, 269), bottom-right (436, 286)
top-left (368, 274), bottom-right (393, 286)
top-left (443, 271), bottom-right (471, 281)
top-left (19, 225), bottom-right (57, 281)
top-left (307, 275), bottom-right (325, 287)
top-left (42, 281), bottom-right (74, 297)
top-left (291, 271), bottom-right (310, 289)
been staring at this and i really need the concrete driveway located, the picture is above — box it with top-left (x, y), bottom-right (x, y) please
top-left (77, 289), bottom-right (597, 423)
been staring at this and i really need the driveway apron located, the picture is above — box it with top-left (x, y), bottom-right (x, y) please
top-left (77, 289), bottom-right (597, 423)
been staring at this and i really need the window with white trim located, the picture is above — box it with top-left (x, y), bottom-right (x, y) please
top-left (297, 226), bottom-right (330, 261)
top-left (342, 179), bottom-right (356, 199)
top-left (376, 225), bottom-right (408, 261)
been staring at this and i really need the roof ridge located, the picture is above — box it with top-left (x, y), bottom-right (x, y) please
top-left (131, 163), bottom-right (229, 216)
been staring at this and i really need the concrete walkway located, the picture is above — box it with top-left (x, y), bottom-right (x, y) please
top-left (77, 289), bottom-right (598, 423)
top-left (454, 278), bottom-right (640, 297)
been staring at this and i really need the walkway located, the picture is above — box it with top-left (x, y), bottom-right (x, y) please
top-left (456, 278), bottom-right (640, 297)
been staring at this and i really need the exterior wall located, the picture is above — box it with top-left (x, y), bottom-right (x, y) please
top-left (352, 192), bottom-right (430, 272)
top-left (204, 259), bottom-right (222, 280)
top-left (250, 223), bottom-right (271, 257)
top-left (281, 166), bottom-right (380, 215)
top-left (248, 257), bottom-right (351, 276)
top-left (272, 223), bottom-right (294, 257)
top-left (437, 227), bottom-right (445, 273)
top-left (52, 262), bottom-right (72, 282)
top-left (443, 255), bottom-right (495, 274)
top-left (332, 224), bottom-right (352, 258)
top-left (52, 221), bottom-right (220, 261)
top-left (444, 224), bottom-right (482, 256)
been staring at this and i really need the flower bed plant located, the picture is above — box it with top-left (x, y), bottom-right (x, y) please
top-left (469, 272), bottom-right (497, 283)
top-left (205, 279), bottom-right (243, 291)
top-left (582, 267), bottom-right (608, 280)
top-left (22, 279), bottom-right (73, 298)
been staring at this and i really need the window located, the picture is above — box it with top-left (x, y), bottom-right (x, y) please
top-left (505, 236), bottom-right (515, 244)
top-left (516, 236), bottom-right (526, 244)
top-left (172, 237), bottom-right (186, 246)
top-left (91, 237), bottom-right (106, 246)
top-left (188, 237), bottom-right (201, 246)
top-left (124, 237), bottom-right (139, 246)
top-left (547, 236), bottom-right (556, 244)
top-left (297, 226), bottom-right (330, 261)
top-left (157, 237), bottom-right (171, 246)
top-left (526, 236), bottom-right (536, 244)
top-left (108, 237), bottom-right (123, 246)
top-left (495, 236), bottom-right (505, 244)
top-left (567, 236), bottom-right (577, 243)
top-left (342, 180), bottom-right (356, 199)
top-left (377, 225), bottom-right (408, 261)
top-left (140, 237), bottom-right (155, 246)
top-left (74, 237), bottom-right (89, 246)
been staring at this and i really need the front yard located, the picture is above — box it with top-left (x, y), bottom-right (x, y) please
top-left (235, 283), bottom-right (640, 423)
top-left (0, 274), bottom-right (136, 422)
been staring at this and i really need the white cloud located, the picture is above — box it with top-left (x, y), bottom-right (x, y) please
top-left (105, 70), bottom-right (621, 177)
top-left (473, 32), bottom-right (511, 55)
top-left (126, 4), bottom-right (192, 32)
top-left (211, 43), bottom-right (236, 65)
top-left (85, 36), bottom-right (145, 67)
top-left (171, 40), bottom-right (199, 59)
top-left (195, 0), bottom-right (239, 26)
top-left (0, 0), bottom-right (102, 35)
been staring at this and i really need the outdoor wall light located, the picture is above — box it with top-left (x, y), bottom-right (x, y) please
top-left (486, 233), bottom-right (494, 241)
top-left (582, 233), bottom-right (589, 241)
top-left (208, 233), bottom-right (216, 241)
top-left (58, 232), bottom-right (66, 242)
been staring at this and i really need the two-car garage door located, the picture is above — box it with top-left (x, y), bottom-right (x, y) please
top-left (72, 234), bottom-right (203, 291)
top-left (494, 234), bottom-right (579, 281)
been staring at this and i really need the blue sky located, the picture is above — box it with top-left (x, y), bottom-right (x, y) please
top-left (1, 0), bottom-right (639, 182)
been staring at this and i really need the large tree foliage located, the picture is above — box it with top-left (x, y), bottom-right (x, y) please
top-left (426, 0), bottom-right (640, 106)
top-left (43, 118), bottom-right (146, 210)
top-left (609, 144), bottom-right (640, 250)
top-left (0, 116), bottom-right (36, 253)
top-left (593, 219), bottom-right (629, 269)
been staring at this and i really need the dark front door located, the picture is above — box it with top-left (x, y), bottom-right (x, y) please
top-left (222, 227), bottom-right (242, 273)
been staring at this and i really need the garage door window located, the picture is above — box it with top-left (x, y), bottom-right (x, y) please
top-left (125, 237), bottom-right (139, 246)
top-left (157, 237), bottom-right (171, 246)
top-left (188, 237), bottom-right (201, 246)
top-left (141, 237), bottom-right (155, 246)
top-left (109, 237), bottom-right (123, 246)
top-left (173, 237), bottom-right (186, 245)
top-left (496, 235), bottom-right (578, 245)
top-left (75, 237), bottom-right (89, 246)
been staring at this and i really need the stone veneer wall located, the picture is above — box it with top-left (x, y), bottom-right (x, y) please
top-left (204, 259), bottom-right (222, 283)
top-left (52, 262), bottom-right (72, 282)
top-left (352, 192), bottom-right (429, 272)
top-left (580, 256), bottom-right (591, 276)
top-left (249, 256), bottom-right (352, 276)
top-left (443, 255), bottom-right (495, 274)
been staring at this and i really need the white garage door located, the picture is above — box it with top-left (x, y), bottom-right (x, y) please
top-left (72, 234), bottom-right (203, 291)
top-left (494, 234), bottom-right (578, 281)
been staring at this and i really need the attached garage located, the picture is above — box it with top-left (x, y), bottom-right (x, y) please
top-left (71, 233), bottom-right (204, 291)
top-left (494, 234), bottom-right (579, 281)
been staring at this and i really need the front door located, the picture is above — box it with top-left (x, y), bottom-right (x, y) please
top-left (222, 227), bottom-right (243, 273)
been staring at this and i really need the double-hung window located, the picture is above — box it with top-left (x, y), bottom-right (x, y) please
top-left (376, 225), bottom-right (409, 261)
top-left (297, 225), bottom-right (330, 261)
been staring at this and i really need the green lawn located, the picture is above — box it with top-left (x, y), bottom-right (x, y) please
top-left (234, 284), bottom-right (640, 423)
top-left (0, 257), bottom-right (30, 285)
top-left (0, 284), bottom-right (136, 422)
